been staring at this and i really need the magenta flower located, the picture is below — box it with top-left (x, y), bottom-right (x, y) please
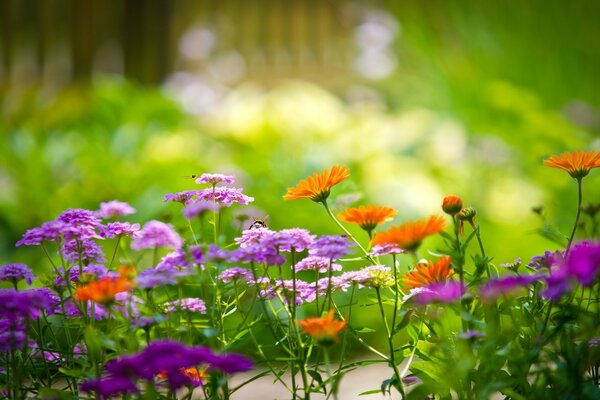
top-left (96, 201), bottom-right (136, 219)
top-left (131, 221), bottom-right (183, 250)
top-left (195, 173), bottom-right (235, 186)
top-left (565, 240), bottom-right (600, 286)
top-left (163, 190), bottom-right (199, 204)
top-left (234, 227), bottom-right (275, 248)
top-left (195, 187), bottom-right (254, 207)
top-left (101, 222), bottom-right (140, 239)
top-left (410, 281), bottom-right (465, 305)
top-left (308, 235), bottom-right (353, 259)
top-left (164, 298), bottom-right (207, 313)
top-left (479, 275), bottom-right (541, 301)
top-left (182, 201), bottom-right (219, 220)
top-left (218, 267), bottom-right (253, 283)
top-left (294, 256), bottom-right (342, 273)
top-left (371, 243), bottom-right (405, 256)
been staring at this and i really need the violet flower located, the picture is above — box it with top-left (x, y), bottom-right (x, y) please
top-left (294, 256), bottom-right (342, 273)
top-left (131, 221), bottom-right (183, 250)
top-left (308, 235), bottom-right (353, 259)
top-left (96, 201), bottom-right (136, 219)
top-left (101, 222), bottom-right (140, 239)
top-left (479, 274), bottom-right (541, 301)
top-left (0, 263), bottom-right (36, 286)
top-left (195, 173), bottom-right (235, 186)
top-left (219, 267), bottom-right (253, 283)
top-left (195, 187), bottom-right (254, 207)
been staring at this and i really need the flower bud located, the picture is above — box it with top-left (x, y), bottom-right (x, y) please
top-left (442, 195), bottom-right (463, 215)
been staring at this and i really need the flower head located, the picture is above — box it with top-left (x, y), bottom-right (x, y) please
top-left (338, 205), bottom-right (397, 234)
top-left (182, 201), bottom-right (219, 220)
top-left (218, 267), bottom-right (253, 283)
top-left (479, 275), bottom-right (541, 301)
top-left (371, 215), bottom-right (446, 251)
top-left (195, 187), bottom-right (254, 207)
top-left (370, 244), bottom-right (405, 256)
top-left (356, 265), bottom-right (394, 288)
top-left (441, 195), bottom-right (463, 216)
top-left (163, 191), bottom-right (198, 205)
top-left (294, 256), bottom-right (342, 273)
top-left (164, 298), bottom-right (207, 313)
top-left (284, 165), bottom-right (350, 202)
top-left (101, 222), bottom-right (140, 239)
top-left (0, 263), bottom-right (36, 286)
top-left (402, 256), bottom-right (453, 289)
top-left (544, 150), bottom-right (600, 179)
top-left (298, 310), bottom-right (346, 346)
top-left (96, 201), bottom-right (136, 219)
top-left (74, 276), bottom-right (133, 305)
top-left (131, 221), bottom-right (183, 250)
top-left (308, 235), bottom-right (353, 259)
top-left (409, 281), bottom-right (465, 305)
top-left (195, 173), bottom-right (235, 186)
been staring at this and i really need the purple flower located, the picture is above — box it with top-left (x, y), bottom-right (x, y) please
top-left (457, 330), bottom-right (485, 340)
top-left (53, 265), bottom-right (108, 291)
top-left (81, 376), bottom-right (139, 399)
top-left (528, 250), bottom-right (563, 270)
top-left (195, 173), bottom-right (235, 186)
top-left (16, 221), bottom-right (65, 246)
top-left (190, 245), bottom-right (204, 264)
top-left (234, 228), bottom-right (275, 248)
top-left (206, 245), bottom-right (231, 263)
top-left (81, 340), bottom-right (252, 396)
top-left (182, 201), bottom-right (219, 220)
top-left (57, 209), bottom-right (102, 229)
top-left (96, 201), bottom-right (136, 219)
top-left (499, 257), bottom-right (522, 269)
top-left (308, 235), bottom-right (353, 259)
top-left (60, 239), bottom-right (106, 264)
top-left (565, 240), bottom-right (600, 286)
top-left (136, 267), bottom-right (191, 289)
top-left (101, 222), bottom-right (140, 239)
top-left (271, 279), bottom-right (316, 305)
top-left (163, 190), bottom-right (199, 204)
top-left (338, 270), bottom-right (373, 286)
top-left (259, 228), bottom-right (315, 252)
top-left (131, 221), bottom-right (183, 250)
top-left (294, 256), bottom-right (342, 273)
top-left (219, 267), bottom-right (253, 283)
top-left (229, 244), bottom-right (285, 266)
top-left (371, 244), bottom-right (405, 257)
top-left (479, 274), bottom-right (541, 301)
top-left (164, 298), bottom-right (207, 313)
top-left (157, 249), bottom-right (190, 270)
top-left (316, 276), bottom-right (351, 293)
top-left (410, 281), bottom-right (465, 305)
top-left (196, 187), bottom-right (254, 207)
top-left (0, 263), bottom-right (36, 285)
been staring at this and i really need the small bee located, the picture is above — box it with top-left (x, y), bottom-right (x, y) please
top-left (184, 174), bottom-right (201, 179)
top-left (249, 216), bottom-right (269, 230)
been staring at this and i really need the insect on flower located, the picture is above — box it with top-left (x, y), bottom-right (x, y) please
top-left (249, 215), bottom-right (269, 230)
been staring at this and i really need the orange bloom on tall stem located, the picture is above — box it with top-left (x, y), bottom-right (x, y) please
top-left (298, 310), bottom-right (346, 346)
top-left (543, 150), bottom-right (600, 179)
top-left (338, 205), bottom-right (397, 235)
top-left (283, 165), bottom-right (350, 202)
top-left (74, 276), bottom-right (134, 305)
top-left (402, 256), bottom-right (453, 289)
top-left (371, 215), bottom-right (446, 252)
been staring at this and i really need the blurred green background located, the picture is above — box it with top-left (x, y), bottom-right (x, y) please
top-left (1, 0), bottom-right (599, 274)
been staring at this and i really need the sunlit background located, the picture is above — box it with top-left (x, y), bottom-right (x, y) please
top-left (1, 0), bottom-right (600, 274)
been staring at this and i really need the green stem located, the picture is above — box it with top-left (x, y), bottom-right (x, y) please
top-left (321, 201), bottom-right (376, 264)
top-left (108, 236), bottom-right (121, 269)
top-left (323, 348), bottom-right (338, 400)
top-left (566, 177), bottom-right (583, 254)
top-left (375, 288), bottom-right (404, 397)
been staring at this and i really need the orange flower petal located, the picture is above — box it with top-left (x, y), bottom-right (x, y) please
top-left (544, 150), bottom-right (600, 179)
top-left (371, 215), bottom-right (446, 251)
top-left (284, 165), bottom-right (350, 202)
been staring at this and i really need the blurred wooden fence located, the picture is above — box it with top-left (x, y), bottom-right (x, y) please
top-left (0, 0), bottom-right (357, 86)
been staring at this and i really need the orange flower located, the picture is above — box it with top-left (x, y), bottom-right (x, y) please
top-left (338, 205), bottom-right (397, 234)
top-left (441, 195), bottom-right (463, 216)
top-left (544, 150), bottom-right (600, 179)
top-left (283, 165), bottom-right (350, 202)
top-left (298, 310), bottom-right (346, 346)
top-left (371, 215), bottom-right (446, 251)
top-left (74, 276), bottom-right (133, 304)
top-left (157, 367), bottom-right (206, 386)
top-left (402, 256), bottom-right (453, 289)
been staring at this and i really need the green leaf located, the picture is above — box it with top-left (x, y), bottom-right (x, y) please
top-left (354, 327), bottom-right (376, 333)
top-left (307, 369), bottom-right (325, 393)
top-left (358, 389), bottom-right (381, 396)
top-left (392, 309), bottom-right (415, 337)
top-left (83, 326), bottom-right (102, 364)
top-left (57, 367), bottom-right (86, 378)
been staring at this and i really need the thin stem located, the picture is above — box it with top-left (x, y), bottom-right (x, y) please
top-left (187, 219), bottom-right (199, 245)
top-left (108, 236), bottom-right (121, 269)
top-left (375, 288), bottom-right (405, 397)
top-left (321, 201), bottom-right (375, 264)
top-left (323, 348), bottom-right (338, 400)
top-left (566, 178), bottom-right (583, 254)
